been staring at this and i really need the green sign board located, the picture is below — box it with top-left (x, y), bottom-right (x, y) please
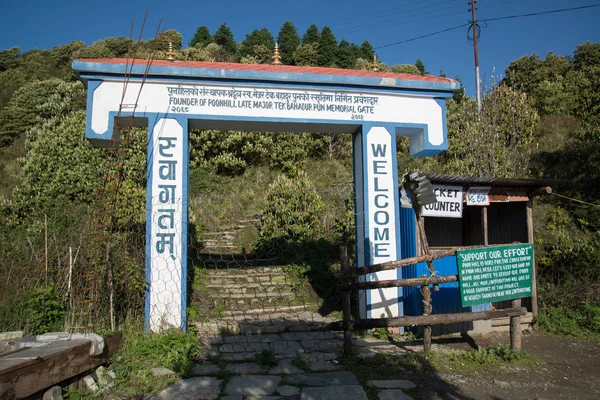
top-left (457, 244), bottom-right (534, 307)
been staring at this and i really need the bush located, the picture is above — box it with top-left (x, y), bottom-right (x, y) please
top-left (26, 283), bottom-right (66, 334)
top-left (255, 172), bottom-right (324, 256)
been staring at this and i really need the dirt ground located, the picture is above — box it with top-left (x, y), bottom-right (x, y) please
top-left (403, 331), bottom-right (600, 400)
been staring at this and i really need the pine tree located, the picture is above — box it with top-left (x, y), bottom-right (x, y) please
top-left (213, 23), bottom-right (236, 58)
top-left (239, 28), bottom-right (274, 59)
top-left (277, 21), bottom-right (300, 65)
top-left (360, 40), bottom-right (374, 61)
top-left (415, 58), bottom-right (428, 75)
top-left (317, 26), bottom-right (337, 67)
top-left (189, 26), bottom-right (211, 48)
top-left (336, 40), bottom-right (355, 69)
top-left (302, 24), bottom-right (320, 45)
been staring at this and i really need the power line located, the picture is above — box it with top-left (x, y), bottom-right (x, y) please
top-left (374, 3), bottom-right (600, 50)
top-left (480, 3), bottom-right (600, 22)
top-left (375, 23), bottom-right (470, 49)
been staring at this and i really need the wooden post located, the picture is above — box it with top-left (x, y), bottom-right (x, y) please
top-left (340, 246), bottom-right (352, 354)
top-left (510, 298), bottom-right (522, 350)
top-left (420, 276), bottom-right (432, 353)
top-left (526, 200), bottom-right (538, 318)
top-left (407, 185), bottom-right (437, 351)
top-left (482, 206), bottom-right (489, 246)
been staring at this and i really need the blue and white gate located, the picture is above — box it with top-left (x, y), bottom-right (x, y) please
top-left (73, 59), bottom-right (458, 331)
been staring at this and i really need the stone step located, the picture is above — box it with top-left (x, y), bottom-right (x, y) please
top-left (195, 312), bottom-right (335, 336)
top-left (206, 284), bottom-right (292, 296)
top-left (222, 305), bottom-right (310, 317)
top-left (206, 267), bottom-right (285, 276)
top-left (199, 331), bottom-right (346, 362)
top-left (206, 277), bottom-right (289, 287)
top-left (200, 257), bottom-right (282, 268)
top-left (210, 291), bottom-right (295, 299)
top-left (213, 295), bottom-right (304, 311)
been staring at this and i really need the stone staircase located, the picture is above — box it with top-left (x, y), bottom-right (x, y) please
top-left (200, 217), bottom-right (260, 254)
top-left (194, 266), bottom-right (337, 336)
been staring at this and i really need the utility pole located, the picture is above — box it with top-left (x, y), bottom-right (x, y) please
top-left (469, 0), bottom-right (482, 114)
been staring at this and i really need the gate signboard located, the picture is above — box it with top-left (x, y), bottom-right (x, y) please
top-left (457, 244), bottom-right (534, 307)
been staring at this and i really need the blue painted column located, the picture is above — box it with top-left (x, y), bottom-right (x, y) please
top-left (145, 116), bottom-right (189, 331)
top-left (353, 124), bottom-right (404, 320)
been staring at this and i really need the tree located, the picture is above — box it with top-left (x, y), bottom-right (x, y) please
top-left (189, 26), bottom-right (211, 48)
top-left (13, 110), bottom-right (104, 207)
top-left (0, 79), bottom-right (85, 147)
top-left (391, 64), bottom-right (420, 75)
top-left (415, 58), bottom-right (428, 75)
top-left (360, 40), bottom-right (374, 61)
top-left (277, 21), bottom-right (300, 65)
top-left (317, 26), bottom-right (337, 67)
top-left (0, 47), bottom-right (21, 72)
top-left (213, 23), bottom-right (236, 59)
top-left (239, 28), bottom-right (274, 59)
top-left (293, 44), bottom-right (319, 66)
top-left (336, 40), bottom-right (355, 69)
top-left (302, 24), bottom-right (320, 45)
top-left (152, 30), bottom-right (183, 51)
top-left (439, 85), bottom-right (540, 178)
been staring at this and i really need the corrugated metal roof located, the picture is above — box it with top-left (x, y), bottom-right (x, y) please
top-left (424, 173), bottom-right (564, 188)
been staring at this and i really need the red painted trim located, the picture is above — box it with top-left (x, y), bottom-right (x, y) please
top-left (75, 58), bottom-right (456, 84)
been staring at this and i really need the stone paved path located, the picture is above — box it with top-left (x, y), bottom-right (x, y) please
top-left (150, 332), bottom-right (417, 400)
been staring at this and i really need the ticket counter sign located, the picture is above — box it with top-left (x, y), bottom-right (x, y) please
top-left (457, 244), bottom-right (533, 307)
top-left (421, 185), bottom-right (463, 218)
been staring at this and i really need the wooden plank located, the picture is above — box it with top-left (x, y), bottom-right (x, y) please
top-left (339, 242), bottom-right (522, 278)
top-left (491, 312), bottom-right (534, 327)
top-left (0, 333), bottom-right (122, 399)
top-left (327, 307), bottom-right (527, 331)
top-left (345, 275), bottom-right (458, 290)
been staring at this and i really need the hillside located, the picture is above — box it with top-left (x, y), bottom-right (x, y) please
top-left (0, 24), bottom-right (598, 339)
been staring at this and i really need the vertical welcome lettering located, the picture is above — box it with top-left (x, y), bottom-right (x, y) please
top-left (149, 118), bottom-right (184, 331)
top-left (365, 126), bottom-right (399, 318)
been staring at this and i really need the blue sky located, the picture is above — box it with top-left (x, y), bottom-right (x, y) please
top-left (0, 0), bottom-right (598, 96)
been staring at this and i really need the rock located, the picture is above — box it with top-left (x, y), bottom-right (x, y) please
top-left (219, 397), bottom-right (244, 400)
top-left (82, 374), bottom-right (99, 391)
top-left (286, 371), bottom-right (360, 386)
top-left (367, 380), bottom-right (416, 389)
top-left (224, 375), bottom-right (282, 396)
top-left (378, 389), bottom-right (415, 400)
top-left (151, 367), bottom-right (176, 377)
top-left (493, 379), bottom-right (512, 389)
top-left (42, 386), bottom-right (63, 400)
top-left (150, 377), bottom-right (221, 400)
top-left (300, 385), bottom-right (367, 400)
top-left (0, 331), bottom-right (23, 341)
top-left (225, 362), bottom-right (267, 374)
top-left (277, 385), bottom-right (300, 396)
top-left (191, 363), bottom-right (220, 375)
top-left (310, 361), bottom-right (342, 372)
top-left (94, 366), bottom-right (114, 387)
top-left (268, 359), bottom-right (304, 374)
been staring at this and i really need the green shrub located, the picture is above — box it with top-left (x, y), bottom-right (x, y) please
top-left (26, 283), bottom-right (66, 334)
top-left (258, 172), bottom-right (324, 242)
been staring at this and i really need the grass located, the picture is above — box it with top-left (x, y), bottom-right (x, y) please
top-left (255, 349), bottom-right (278, 367)
top-left (82, 319), bottom-right (202, 399)
top-left (427, 345), bottom-right (542, 373)
top-left (537, 303), bottom-right (600, 340)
